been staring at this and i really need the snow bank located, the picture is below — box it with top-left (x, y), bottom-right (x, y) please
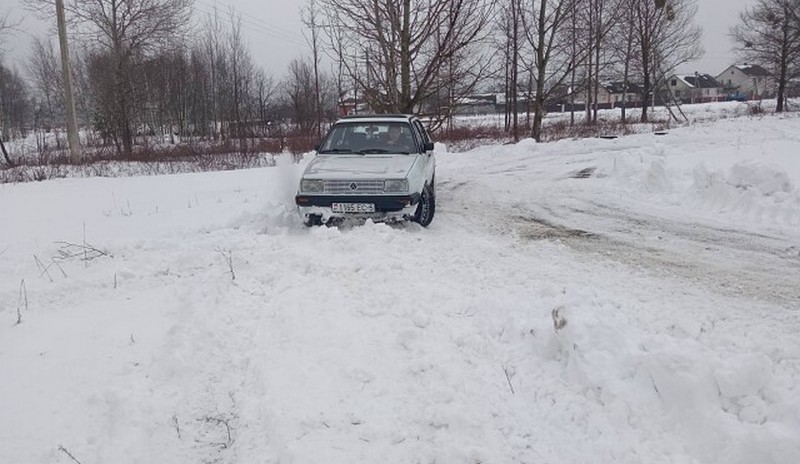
top-left (726, 160), bottom-right (794, 194)
top-left (593, 115), bottom-right (800, 231)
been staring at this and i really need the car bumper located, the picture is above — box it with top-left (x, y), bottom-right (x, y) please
top-left (296, 194), bottom-right (420, 222)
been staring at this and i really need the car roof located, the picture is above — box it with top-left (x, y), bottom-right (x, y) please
top-left (336, 114), bottom-right (415, 124)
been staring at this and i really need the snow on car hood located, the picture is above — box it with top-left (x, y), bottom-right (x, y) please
top-left (304, 154), bottom-right (419, 180)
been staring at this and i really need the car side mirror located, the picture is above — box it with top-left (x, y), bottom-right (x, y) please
top-left (313, 143), bottom-right (320, 151)
top-left (423, 142), bottom-right (434, 152)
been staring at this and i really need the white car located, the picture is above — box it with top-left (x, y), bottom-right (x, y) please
top-left (295, 114), bottom-right (436, 227)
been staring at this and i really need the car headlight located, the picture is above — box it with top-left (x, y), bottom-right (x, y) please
top-left (300, 179), bottom-right (324, 193)
top-left (384, 179), bottom-right (409, 193)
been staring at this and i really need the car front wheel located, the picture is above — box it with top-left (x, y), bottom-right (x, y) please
top-left (414, 184), bottom-right (435, 227)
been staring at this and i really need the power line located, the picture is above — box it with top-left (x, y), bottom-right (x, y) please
top-left (197, 0), bottom-right (303, 38)
top-left (194, 5), bottom-right (308, 50)
top-left (194, 0), bottom-right (307, 46)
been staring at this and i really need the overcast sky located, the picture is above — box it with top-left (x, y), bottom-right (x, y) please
top-left (2, 0), bottom-right (755, 81)
top-left (2, 0), bottom-right (308, 76)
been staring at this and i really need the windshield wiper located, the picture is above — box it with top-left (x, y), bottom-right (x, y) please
top-left (357, 148), bottom-right (390, 154)
top-left (357, 148), bottom-right (410, 155)
top-left (318, 148), bottom-right (355, 154)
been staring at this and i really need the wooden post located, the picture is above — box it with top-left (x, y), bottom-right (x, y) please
top-left (56, 0), bottom-right (81, 162)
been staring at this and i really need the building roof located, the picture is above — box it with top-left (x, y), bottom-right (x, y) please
top-left (734, 64), bottom-right (771, 77)
top-left (455, 93), bottom-right (497, 106)
top-left (679, 74), bottom-right (723, 89)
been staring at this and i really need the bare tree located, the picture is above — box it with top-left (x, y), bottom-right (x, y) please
top-left (611, 0), bottom-right (639, 122)
top-left (228, 11), bottom-right (253, 148)
top-left (200, 8), bottom-right (230, 140)
top-left (325, 20), bottom-right (348, 117)
top-left (1, 61), bottom-right (32, 164)
top-left (565, 0), bottom-right (582, 125)
top-left (1, 8), bottom-right (23, 164)
top-left (14, 1), bottom-right (293, 160)
top-left (0, 63), bottom-right (32, 141)
top-left (496, 0), bottom-right (524, 140)
top-left (187, 46), bottom-right (212, 138)
top-left (732, 0), bottom-right (800, 112)
top-left (523, 0), bottom-right (584, 141)
top-left (63, 0), bottom-right (193, 155)
top-left (254, 69), bottom-right (275, 136)
top-left (140, 49), bottom-right (192, 140)
top-left (583, 0), bottom-right (623, 123)
top-left (283, 57), bottom-right (318, 133)
top-left (302, 0), bottom-right (324, 137)
top-left (28, 37), bottom-right (65, 131)
top-left (629, 0), bottom-right (702, 122)
top-left (581, 0), bottom-right (596, 122)
top-left (316, 0), bottom-right (495, 118)
top-left (0, 8), bottom-right (22, 51)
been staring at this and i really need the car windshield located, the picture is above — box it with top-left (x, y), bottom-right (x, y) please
top-left (317, 121), bottom-right (416, 154)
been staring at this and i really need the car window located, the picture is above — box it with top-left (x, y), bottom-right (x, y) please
top-left (414, 120), bottom-right (432, 145)
top-left (318, 121), bottom-right (418, 154)
top-left (409, 123), bottom-right (424, 151)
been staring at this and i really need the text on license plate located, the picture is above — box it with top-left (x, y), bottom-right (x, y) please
top-left (331, 203), bottom-right (376, 213)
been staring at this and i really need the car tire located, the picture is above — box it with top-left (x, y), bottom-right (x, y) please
top-left (414, 184), bottom-right (435, 227)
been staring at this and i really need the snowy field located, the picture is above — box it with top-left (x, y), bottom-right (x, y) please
top-left (1, 111), bottom-right (799, 463)
top-left (8, 99), bottom-right (794, 167)
top-left (453, 98), bottom-right (799, 129)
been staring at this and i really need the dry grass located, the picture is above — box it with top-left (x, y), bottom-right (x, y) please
top-left (0, 135), bottom-right (311, 183)
top-left (435, 126), bottom-right (512, 151)
top-left (1, 115), bottom-right (677, 183)
top-left (540, 118), bottom-right (671, 142)
top-left (436, 115), bottom-right (673, 150)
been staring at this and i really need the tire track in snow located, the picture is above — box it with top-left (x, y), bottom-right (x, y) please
top-left (519, 200), bottom-right (800, 309)
top-left (437, 148), bottom-right (800, 308)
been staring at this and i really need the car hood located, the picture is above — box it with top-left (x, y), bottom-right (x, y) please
top-left (303, 154), bottom-right (419, 180)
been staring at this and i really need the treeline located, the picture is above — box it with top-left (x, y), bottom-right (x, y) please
top-left (1, 1), bottom-right (340, 158)
top-left (1, 0), bottom-right (798, 160)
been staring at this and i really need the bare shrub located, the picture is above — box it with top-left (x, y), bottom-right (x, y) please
top-left (54, 241), bottom-right (113, 263)
top-left (0, 137), bottom-right (289, 184)
top-left (552, 306), bottom-right (567, 331)
top-left (217, 248), bottom-right (236, 281)
top-left (57, 445), bottom-right (84, 464)
top-left (542, 119), bottom-right (639, 141)
top-left (540, 118), bottom-right (673, 142)
top-left (16, 279), bottom-right (28, 325)
top-left (747, 102), bottom-right (765, 115)
top-left (436, 126), bottom-right (511, 151)
top-left (284, 134), bottom-right (317, 155)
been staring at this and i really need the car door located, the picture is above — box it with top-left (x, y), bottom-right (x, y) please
top-left (412, 119), bottom-right (435, 183)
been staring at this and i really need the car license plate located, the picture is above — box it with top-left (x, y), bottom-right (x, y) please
top-left (332, 203), bottom-right (375, 213)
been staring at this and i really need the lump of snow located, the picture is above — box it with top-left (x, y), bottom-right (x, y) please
top-left (643, 159), bottom-right (672, 193)
top-left (692, 163), bottom-right (724, 189)
top-left (516, 138), bottom-right (538, 151)
top-left (728, 161), bottom-right (794, 195)
top-left (714, 353), bottom-right (773, 398)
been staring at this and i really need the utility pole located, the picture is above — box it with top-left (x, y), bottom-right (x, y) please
top-left (55, 0), bottom-right (81, 162)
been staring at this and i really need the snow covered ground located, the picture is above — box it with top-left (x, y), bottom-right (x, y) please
top-left (1, 111), bottom-right (799, 464)
top-left (454, 98), bottom-right (800, 130)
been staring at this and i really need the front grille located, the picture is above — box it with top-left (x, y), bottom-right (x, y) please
top-left (324, 179), bottom-right (385, 195)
